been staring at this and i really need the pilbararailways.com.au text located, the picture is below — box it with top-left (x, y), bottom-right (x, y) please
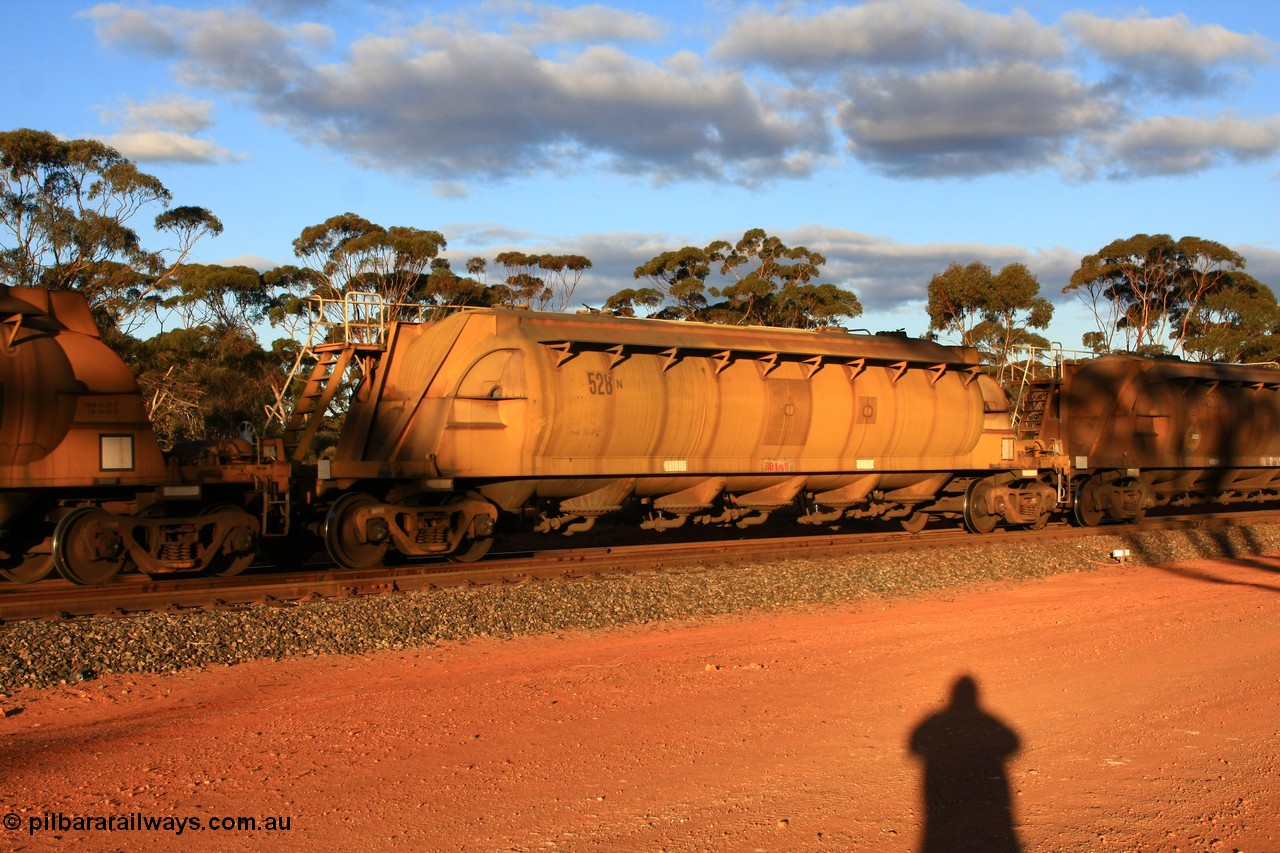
top-left (8, 811), bottom-right (292, 836)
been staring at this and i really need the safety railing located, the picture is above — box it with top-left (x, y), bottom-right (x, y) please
top-left (1004, 344), bottom-right (1094, 436)
top-left (303, 291), bottom-right (444, 347)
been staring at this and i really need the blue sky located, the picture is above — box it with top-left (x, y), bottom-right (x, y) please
top-left (5, 0), bottom-right (1278, 346)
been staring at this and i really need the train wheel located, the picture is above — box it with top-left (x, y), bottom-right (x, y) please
top-left (0, 526), bottom-right (55, 583)
top-left (445, 492), bottom-right (498, 563)
top-left (323, 494), bottom-right (389, 570)
top-left (899, 511), bottom-right (929, 534)
top-left (202, 505), bottom-right (258, 577)
top-left (1072, 478), bottom-right (1104, 527)
top-left (448, 536), bottom-right (494, 563)
top-left (0, 549), bottom-right (54, 583)
top-left (53, 507), bottom-right (127, 585)
top-left (962, 480), bottom-right (999, 534)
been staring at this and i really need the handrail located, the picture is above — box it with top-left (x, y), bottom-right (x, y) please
top-left (263, 292), bottom-right (428, 429)
top-left (1004, 344), bottom-right (1092, 433)
top-left (304, 292), bottom-right (442, 347)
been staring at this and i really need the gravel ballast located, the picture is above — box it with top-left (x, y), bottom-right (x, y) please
top-left (2, 523), bottom-right (1277, 695)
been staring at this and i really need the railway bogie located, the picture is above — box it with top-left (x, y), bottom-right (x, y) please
top-left (320, 490), bottom-right (498, 568)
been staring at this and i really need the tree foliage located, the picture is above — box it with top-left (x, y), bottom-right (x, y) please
top-left (291, 212), bottom-right (445, 306)
top-left (121, 264), bottom-right (288, 442)
top-left (1180, 272), bottom-right (1280, 363)
top-left (1065, 233), bottom-right (1246, 356)
top-left (160, 263), bottom-right (282, 332)
top-left (620, 229), bottom-right (861, 328)
top-left (927, 260), bottom-right (1053, 367)
top-left (422, 257), bottom-right (492, 311)
top-left (926, 261), bottom-right (991, 346)
top-left (282, 212), bottom-right (460, 341)
top-left (0, 128), bottom-right (221, 334)
top-left (493, 251), bottom-right (552, 309)
top-left (629, 246), bottom-right (711, 320)
top-left (602, 286), bottom-right (665, 317)
top-left (539, 254), bottom-right (592, 310)
top-left (134, 325), bottom-right (279, 448)
top-left (490, 252), bottom-right (593, 311)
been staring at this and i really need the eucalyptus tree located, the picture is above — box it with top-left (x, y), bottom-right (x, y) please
top-left (134, 323), bottom-right (278, 448)
top-left (283, 212), bottom-right (449, 345)
top-left (1180, 272), bottom-right (1280, 363)
top-left (620, 229), bottom-right (861, 328)
top-left (926, 261), bottom-right (993, 347)
top-left (423, 257), bottom-right (493, 312)
top-left (493, 251), bottom-right (553, 309)
top-left (602, 286), bottom-right (666, 317)
top-left (160, 263), bottom-right (282, 332)
top-left (927, 260), bottom-right (1054, 368)
top-left (631, 245), bottom-right (713, 320)
top-left (539, 254), bottom-right (592, 311)
top-left (1064, 233), bottom-right (1246, 356)
top-left (0, 127), bottom-right (221, 336)
top-left (485, 252), bottom-right (593, 311)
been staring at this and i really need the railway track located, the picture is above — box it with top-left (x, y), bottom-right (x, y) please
top-left (4, 529), bottom-right (884, 622)
top-left (5, 509), bottom-right (1279, 623)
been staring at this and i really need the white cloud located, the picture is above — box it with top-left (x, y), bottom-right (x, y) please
top-left (82, 2), bottom-right (184, 55)
top-left (84, 1), bottom-right (1280, 186)
top-left (1240, 245), bottom-right (1280, 289)
top-left (838, 63), bottom-right (1116, 177)
top-left (791, 226), bottom-right (1081, 314)
top-left (91, 6), bottom-right (828, 184)
top-left (1064, 10), bottom-right (1275, 95)
top-left (712, 0), bottom-right (1064, 70)
top-left (1090, 115), bottom-right (1280, 178)
top-left (508, 3), bottom-right (665, 46)
top-left (218, 252), bottom-right (279, 271)
top-left (93, 93), bottom-right (231, 164)
top-left (104, 129), bottom-right (235, 163)
top-left (100, 95), bottom-right (215, 135)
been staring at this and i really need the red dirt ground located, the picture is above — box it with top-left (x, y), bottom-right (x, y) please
top-left (4, 554), bottom-right (1279, 852)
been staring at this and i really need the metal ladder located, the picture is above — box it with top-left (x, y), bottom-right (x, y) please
top-left (283, 344), bottom-right (357, 462)
top-left (266, 291), bottom-right (459, 460)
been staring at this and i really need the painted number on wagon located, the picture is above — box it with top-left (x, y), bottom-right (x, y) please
top-left (587, 371), bottom-right (615, 395)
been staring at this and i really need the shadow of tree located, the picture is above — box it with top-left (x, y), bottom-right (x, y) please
top-left (1121, 526), bottom-right (1280, 592)
top-left (1154, 560), bottom-right (1280, 594)
top-left (908, 674), bottom-right (1022, 853)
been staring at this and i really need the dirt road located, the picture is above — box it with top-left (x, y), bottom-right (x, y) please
top-left (3, 553), bottom-right (1278, 851)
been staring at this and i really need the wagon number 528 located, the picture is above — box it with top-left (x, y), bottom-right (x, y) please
top-left (587, 371), bottom-right (615, 396)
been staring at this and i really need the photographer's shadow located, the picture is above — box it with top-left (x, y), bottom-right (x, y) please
top-left (908, 674), bottom-right (1022, 852)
